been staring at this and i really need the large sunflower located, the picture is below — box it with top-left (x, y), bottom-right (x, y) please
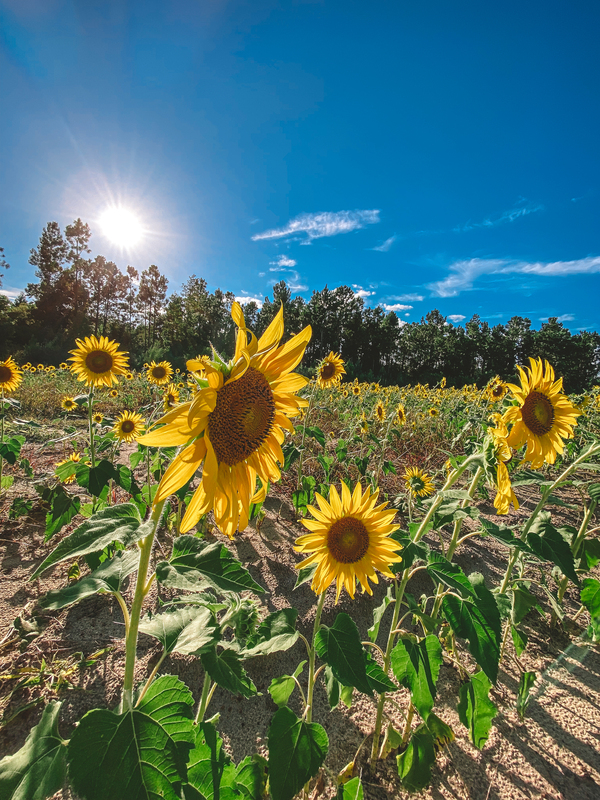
top-left (294, 482), bottom-right (402, 602)
top-left (316, 351), bottom-right (345, 388)
top-left (68, 336), bottom-right (129, 388)
top-left (0, 357), bottom-right (23, 393)
top-left (503, 357), bottom-right (580, 469)
top-left (146, 361), bottom-right (174, 386)
top-left (139, 302), bottom-right (312, 538)
top-left (113, 411), bottom-right (146, 443)
top-left (404, 466), bottom-right (435, 499)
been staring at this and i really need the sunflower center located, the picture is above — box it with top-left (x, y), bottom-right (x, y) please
top-left (327, 517), bottom-right (370, 564)
top-left (208, 367), bottom-right (276, 466)
top-left (152, 366), bottom-right (167, 379)
top-left (0, 365), bottom-right (14, 383)
top-left (492, 384), bottom-right (504, 398)
top-left (121, 420), bottom-right (135, 434)
top-left (85, 350), bottom-right (113, 374)
top-left (320, 362), bottom-right (336, 380)
top-left (522, 390), bottom-right (555, 436)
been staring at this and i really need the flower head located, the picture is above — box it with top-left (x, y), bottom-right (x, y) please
top-left (404, 466), bottom-right (435, 499)
top-left (114, 410), bottom-right (146, 443)
top-left (0, 357), bottom-right (23, 393)
top-left (163, 383), bottom-right (180, 412)
top-left (68, 336), bottom-right (129, 388)
top-left (374, 400), bottom-right (386, 424)
top-left (316, 352), bottom-right (345, 389)
top-left (61, 396), bottom-right (77, 412)
top-left (146, 361), bottom-right (174, 386)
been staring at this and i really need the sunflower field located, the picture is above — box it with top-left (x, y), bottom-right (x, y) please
top-left (0, 308), bottom-right (599, 800)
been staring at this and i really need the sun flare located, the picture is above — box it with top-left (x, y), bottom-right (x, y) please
top-left (98, 207), bottom-right (144, 247)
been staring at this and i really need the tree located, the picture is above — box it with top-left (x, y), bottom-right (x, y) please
top-left (26, 222), bottom-right (67, 299)
top-left (0, 246), bottom-right (9, 287)
top-left (137, 265), bottom-right (168, 348)
top-left (64, 218), bottom-right (92, 320)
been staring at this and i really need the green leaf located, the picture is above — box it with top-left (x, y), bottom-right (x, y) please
top-left (365, 654), bottom-right (396, 693)
top-left (389, 535), bottom-right (428, 571)
top-left (67, 675), bottom-right (194, 800)
top-left (267, 707), bottom-right (328, 800)
top-left (426, 553), bottom-right (475, 598)
top-left (241, 609), bottom-right (299, 658)
top-left (578, 538), bottom-right (600, 570)
top-left (8, 498), bottom-right (33, 521)
top-left (156, 536), bottom-right (264, 595)
top-left (39, 550), bottom-right (139, 610)
top-left (517, 672), bottom-right (536, 720)
top-left (511, 586), bottom-right (540, 625)
top-left (0, 435), bottom-right (25, 465)
top-left (268, 662), bottom-right (306, 709)
top-left (396, 724), bottom-right (436, 793)
top-left (75, 460), bottom-right (118, 498)
top-left (200, 648), bottom-right (257, 697)
top-left (139, 606), bottom-right (220, 656)
top-left (457, 671), bottom-right (497, 749)
top-left (478, 518), bottom-right (532, 553)
top-left (442, 573), bottom-right (501, 684)
top-left (527, 515), bottom-right (579, 585)
top-left (315, 613), bottom-right (372, 695)
top-left (232, 755), bottom-right (268, 800)
top-left (341, 776), bottom-right (363, 800)
top-left (305, 425), bottom-right (325, 448)
top-left (391, 635), bottom-right (442, 719)
top-left (581, 578), bottom-right (600, 640)
top-left (294, 562), bottom-right (317, 590)
top-left (1, 475), bottom-right (14, 490)
top-left (368, 585), bottom-right (394, 642)
top-left (0, 701), bottom-right (66, 800)
top-left (183, 721), bottom-right (236, 800)
top-left (31, 503), bottom-right (143, 579)
top-left (35, 483), bottom-right (81, 542)
top-left (511, 625), bottom-right (528, 657)
top-left (324, 665), bottom-right (341, 709)
top-left (426, 712), bottom-right (455, 750)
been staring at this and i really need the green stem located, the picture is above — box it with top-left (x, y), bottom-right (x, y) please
top-left (303, 590), bottom-right (326, 800)
top-left (88, 387), bottom-right (96, 469)
top-left (122, 500), bottom-right (165, 712)
top-left (0, 388), bottom-right (4, 493)
top-left (557, 500), bottom-right (596, 604)
top-left (195, 671), bottom-right (213, 724)
top-left (296, 381), bottom-right (317, 492)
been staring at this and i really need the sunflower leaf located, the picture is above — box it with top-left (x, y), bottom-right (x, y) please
top-left (240, 609), bottom-right (299, 658)
top-left (368, 584), bottom-right (395, 642)
top-left (396, 723), bottom-right (436, 793)
top-left (35, 483), bottom-right (82, 542)
top-left (0, 435), bottom-right (25, 465)
top-left (526, 516), bottom-right (579, 585)
top-left (581, 578), bottom-right (600, 640)
top-left (75, 460), bottom-right (118, 498)
top-left (426, 553), bottom-right (475, 598)
top-left (315, 613), bottom-right (372, 696)
top-left (200, 648), bottom-right (257, 697)
top-left (267, 707), bottom-right (328, 800)
top-left (457, 671), bottom-right (497, 749)
top-left (391, 635), bottom-right (442, 719)
top-left (139, 605), bottom-right (220, 656)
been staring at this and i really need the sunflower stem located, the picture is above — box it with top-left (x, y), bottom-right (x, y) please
top-left (195, 672), bottom-right (214, 724)
top-left (557, 500), bottom-right (596, 606)
top-left (87, 387), bottom-right (96, 469)
top-left (303, 590), bottom-right (326, 799)
top-left (296, 380), bottom-right (317, 492)
top-left (0, 388), bottom-right (4, 494)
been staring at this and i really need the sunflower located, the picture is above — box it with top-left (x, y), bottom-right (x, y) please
top-left (351, 384), bottom-right (361, 397)
top-left (428, 407), bottom-right (439, 418)
top-left (114, 411), bottom-right (146, 443)
top-left (404, 466), bottom-right (435, 499)
top-left (374, 400), bottom-right (386, 424)
top-left (139, 302), bottom-right (312, 538)
top-left (37, 364), bottom-right (44, 371)
top-left (440, 377), bottom-right (447, 389)
top-left (503, 358), bottom-right (580, 469)
top-left (294, 482), bottom-right (402, 602)
top-left (55, 451), bottom-right (82, 484)
top-left (0, 357), bottom-right (23, 393)
top-left (68, 335), bottom-right (129, 388)
top-left (92, 412), bottom-right (104, 425)
top-left (61, 396), bottom-right (77, 412)
top-left (163, 383), bottom-right (180, 412)
top-left (147, 360), bottom-right (174, 386)
top-left (125, 372), bottom-right (134, 381)
top-left (30, 367), bottom-right (37, 374)
top-left (316, 352), bottom-right (346, 389)
top-left (59, 362), bottom-right (68, 370)
top-left (487, 413), bottom-right (519, 515)
top-left (488, 377), bottom-right (508, 402)
top-left (395, 403), bottom-right (406, 426)
top-left (109, 389), bottom-right (118, 398)
top-left (188, 355), bottom-right (211, 379)
top-left (342, 389), bottom-right (349, 399)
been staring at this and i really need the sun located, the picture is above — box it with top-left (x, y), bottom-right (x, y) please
top-left (99, 207), bottom-right (144, 247)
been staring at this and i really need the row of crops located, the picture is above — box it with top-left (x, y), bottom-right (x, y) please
top-left (0, 309), bottom-right (599, 800)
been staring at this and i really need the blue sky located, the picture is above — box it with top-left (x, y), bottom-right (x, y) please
top-left (1, 0), bottom-right (599, 331)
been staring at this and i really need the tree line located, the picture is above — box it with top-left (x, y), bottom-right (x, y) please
top-left (1, 220), bottom-right (599, 392)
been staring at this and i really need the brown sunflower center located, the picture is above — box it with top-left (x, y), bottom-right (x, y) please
top-left (320, 362), bottom-right (336, 380)
top-left (492, 384), bottom-right (504, 398)
top-left (327, 517), bottom-right (370, 564)
top-left (152, 366), bottom-right (167, 380)
top-left (208, 367), bottom-right (276, 466)
top-left (521, 390), bottom-right (555, 436)
top-left (0, 365), bottom-right (14, 383)
top-left (121, 420), bottom-right (135, 434)
top-left (85, 350), bottom-right (113, 374)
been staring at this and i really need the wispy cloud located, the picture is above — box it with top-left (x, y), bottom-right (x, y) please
top-left (235, 293), bottom-right (264, 308)
top-left (381, 293), bottom-right (424, 303)
top-left (267, 259), bottom-right (308, 292)
top-left (252, 209), bottom-right (380, 242)
top-left (539, 313), bottom-right (575, 323)
top-left (0, 287), bottom-right (22, 300)
top-left (371, 235), bottom-right (397, 252)
top-left (428, 255), bottom-right (600, 298)
top-left (382, 303), bottom-right (412, 312)
top-left (447, 314), bottom-right (466, 323)
top-left (270, 255), bottom-right (297, 268)
top-left (453, 200), bottom-right (544, 233)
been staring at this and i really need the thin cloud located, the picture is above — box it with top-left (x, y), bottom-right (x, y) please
top-left (270, 255), bottom-right (297, 268)
top-left (0, 287), bottom-right (23, 300)
top-left (371, 235), bottom-right (397, 252)
top-left (447, 314), bottom-right (466, 323)
top-left (352, 284), bottom-right (376, 299)
top-left (453, 201), bottom-right (544, 233)
top-left (540, 313), bottom-right (575, 323)
top-left (251, 209), bottom-right (380, 242)
top-left (428, 255), bottom-right (600, 298)
top-left (381, 293), bottom-right (424, 303)
top-left (382, 303), bottom-right (413, 312)
top-left (235, 293), bottom-right (264, 308)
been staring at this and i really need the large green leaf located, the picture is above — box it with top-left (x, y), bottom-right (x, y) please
top-left (31, 503), bottom-right (144, 579)
top-left (340, 777), bottom-right (364, 800)
top-left (35, 483), bottom-right (81, 542)
top-left (0, 701), bottom-right (66, 800)
top-left (267, 707), bottom-right (328, 800)
top-left (268, 662), bottom-right (306, 708)
top-left (457, 671), bottom-right (497, 749)
top-left (426, 553), bottom-right (475, 598)
top-left (184, 722), bottom-right (237, 800)
top-left (581, 578), bottom-right (600, 640)
top-left (478, 518), bottom-right (532, 552)
top-left (39, 550), bottom-right (139, 610)
top-left (391, 635), bottom-right (442, 719)
top-left (511, 586), bottom-right (540, 625)
top-left (67, 675), bottom-right (195, 800)
top-left (75, 460), bottom-right (118, 498)
top-left (240, 609), bottom-right (299, 657)
top-left (0, 435), bottom-right (25, 465)
top-left (389, 535), bottom-right (428, 571)
top-left (315, 613), bottom-right (372, 695)
top-left (517, 671), bottom-right (536, 720)
top-left (232, 755), bottom-right (268, 800)
top-left (527, 515), bottom-right (579, 585)
top-left (396, 724), bottom-right (436, 793)
top-left (365, 654), bottom-right (397, 693)
top-left (139, 606), bottom-right (220, 656)
top-left (442, 573), bottom-right (501, 683)
top-left (200, 648), bottom-right (257, 697)
top-left (156, 536), bottom-right (264, 595)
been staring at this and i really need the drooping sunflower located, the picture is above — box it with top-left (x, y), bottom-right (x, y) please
top-left (147, 360), bottom-right (174, 386)
top-left (0, 357), bottom-right (23, 393)
top-left (139, 302), bottom-right (312, 538)
top-left (61, 396), bottom-right (77, 412)
top-left (503, 358), bottom-right (580, 469)
top-left (487, 413), bottom-right (519, 515)
top-left (163, 383), bottom-right (180, 412)
top-left (114, 411), bottom-right (146, 443)
top-left (395, 403), bottom-right (406, 426)
top-left (68, 335), bottom-right (129, 388)
top-left (316, 351), bottom-right (346, 389)
top-left (404, 466), bottom-right (435, 499)
top-left (294, 482), bottom-right (402, 602)
top-left (374, 400), bottom-right (386, 424)
top-left (92, 412), bottom-right (104, 425)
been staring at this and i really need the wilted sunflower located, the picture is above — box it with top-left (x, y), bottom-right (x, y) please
top-left (61, 396), bottom-right (77, 412)
top-left (92, 412), bottom-right (104, 425)
top-left (55, 451), bottom-right (82, 484)
top-left (163, 383), bottom-right (180, 412)
top-left (395, 403), bottom-right (406, 426)
top-left (109, 389), bottom-right (119, 398)
top-left (316, 351), bottom-right (345, 389)
top-left (0, 357), bottom-right (23, 393)
top-left (374, 400), bottom-right (386, 423)
top-left (404, 466), bottom-right (435, 499)
top-left (503, 358), bottom-right (580, 469)
top-left (487, 413), bottom-right (518, 515)
top-left (139, 302), bottom-right (312, 538)
top-left (294, 482), bottom-right (402, 603)
top-left (146, 360), bottom-right (174, 386)
top-left (69, 335), bottom-right (129, 388)
top-left (113, 411), bottom-right (146, 443)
